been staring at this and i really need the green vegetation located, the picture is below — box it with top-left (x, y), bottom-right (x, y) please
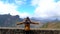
top-left (41, 22), bottom-right (48, 28)
top-left (41, 21), bottom-right (60, 28)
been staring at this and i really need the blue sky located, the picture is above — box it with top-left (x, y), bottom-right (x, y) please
top-left (0, 0), bottom-right (60, 18)
top-left (1, 0), bottom-right (35, 14)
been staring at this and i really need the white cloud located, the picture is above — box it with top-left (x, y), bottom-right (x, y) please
top-left (15, 0), bottom-right (26, 5)
top-left (31, 0), bottom-right (39, 6)
top-left (19, 12), bottom-right (32, 18)
top-left (31, 0), bottom-right (60, 18)
top-left (0, 1), bottom-right (17, 15)
top-left (0, 1), bottom-right (30, 18)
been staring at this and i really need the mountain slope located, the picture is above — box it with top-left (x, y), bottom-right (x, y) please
top-left (42, 21), bottom-right (60, 28)
top-left (0, 14), bottom-right (23, 27)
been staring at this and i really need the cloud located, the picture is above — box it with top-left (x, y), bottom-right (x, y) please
top-left (0, 1), bottom-right (30, 18)
top-left (15, 0), bottom-right (26, 5)
top-left (19, 12), bottom-right (32, 18)
top-left (31, 0), bottom-right (60, 18)
top-left (31, 0), bottom-right (39, 6)
top-left (0, 1), bottom-right (17, 15)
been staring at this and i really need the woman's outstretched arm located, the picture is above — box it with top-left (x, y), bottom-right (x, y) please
top-left (17, 22), bottom-right (24, 25)
top-left (30, 21), bottom-right (39, 24)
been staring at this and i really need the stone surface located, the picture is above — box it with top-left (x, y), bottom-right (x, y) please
top-left (0, 29), bottom-right (60, 34)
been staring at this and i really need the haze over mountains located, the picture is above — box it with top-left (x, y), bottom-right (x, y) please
top-left (0, 14), bottom-right (60, 28)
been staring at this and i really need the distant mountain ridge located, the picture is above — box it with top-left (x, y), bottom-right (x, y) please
top-left (0, 14), bottom-right (23, 27)
top-left (0, 14), bottom-right (60, 28)
top-left (0, 14), bottom-right (44, 27)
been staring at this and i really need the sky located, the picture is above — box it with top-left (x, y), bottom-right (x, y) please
top-left (0, 0), bottom-right (60, 18)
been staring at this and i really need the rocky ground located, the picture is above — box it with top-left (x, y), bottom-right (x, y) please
top-left (0, 29), bottom-right (60, 34)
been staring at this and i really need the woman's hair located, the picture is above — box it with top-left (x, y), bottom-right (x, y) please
top-left (25, 17), bottom-right (31, 24)
top-left (26, 17), bottom-right (30, 21)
